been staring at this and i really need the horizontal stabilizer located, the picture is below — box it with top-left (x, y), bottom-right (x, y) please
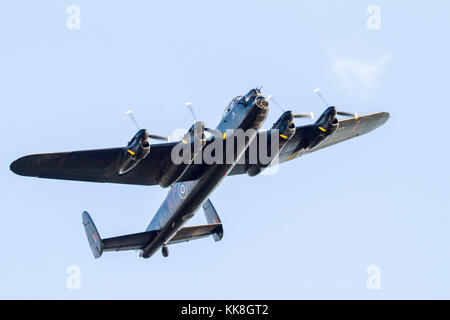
top-left (168, 223), bottom-right (223, 245)
top-left (82, 211), bottom-right (158, 258)
top-left (102, 230), bottom-right (158, 252)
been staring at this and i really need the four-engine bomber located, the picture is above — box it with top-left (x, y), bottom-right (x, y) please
top-left (9, 88), bottom-right (389, 259)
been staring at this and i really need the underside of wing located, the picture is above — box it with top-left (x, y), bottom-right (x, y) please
top-left (10, 143), bottom-right (178, 186)
top-left (281, 111), bottom-right (390, 161)
top-left (229, 111), bottom-right (389, 175)
top-left (11, 112), bottom-right (389, 185)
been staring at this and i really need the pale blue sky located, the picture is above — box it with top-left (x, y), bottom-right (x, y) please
top-left (1, 1), bottom-right (449, 299)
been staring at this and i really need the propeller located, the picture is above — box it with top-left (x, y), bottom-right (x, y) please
top-left (148, 133), bottom-right (171, 141)
top-left (184, 102), bottom-right (198, 121)
top-left (125, 110), bottom-right (140, 130)
top-left (313, 88), bottom-right (358, 119)
top-left (184, 102), bottom-right (224, 139)
top-left (336, 111), bottom-right (358, 118)
top-left (125, 110), bottom-right (170, 142)
top-left (313, 88), bottom-right (329, 107)
top-left (266, 94), bottom-right (285, 113)
top-left (293, 112), bottom-right (315, 119)
top-left (266, 94), bottom-right (315, 120)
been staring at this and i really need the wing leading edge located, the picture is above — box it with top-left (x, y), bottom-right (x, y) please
top-left (288, 111), bottom-right (390, 160)
top-left (10, 112), bottom-right (389, 185)
top-left (228, 111), bottom-right (390, 175)
top-left (10, 143), bottom-right (179, 186)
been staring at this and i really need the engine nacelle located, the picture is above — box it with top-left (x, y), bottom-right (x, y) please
top-left (247, 111), bottom-right (296, 177)
top-left (117, 129), bottom-right (150, 175)
top-left (159, 121), bottom-right (206, 188)
top-left (305, 106), bottom-right (338, 149)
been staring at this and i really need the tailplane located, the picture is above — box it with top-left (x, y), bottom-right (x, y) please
top-left (82, 211), bottom-right (158, 259)
top-left (165, 199), bottom-right (224, 247)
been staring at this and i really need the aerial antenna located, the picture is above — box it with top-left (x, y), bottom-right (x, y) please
top-left (125, 110), bottom-right (141, 130)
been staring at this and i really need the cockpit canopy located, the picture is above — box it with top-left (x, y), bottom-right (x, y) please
top-left (222, 96), bottom-right (241, 118)
top-left (222, 88), bottom-right (262, 119)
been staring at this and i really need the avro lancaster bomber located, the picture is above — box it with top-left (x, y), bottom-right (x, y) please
top-left (10, 88), bottom-right (389, 259)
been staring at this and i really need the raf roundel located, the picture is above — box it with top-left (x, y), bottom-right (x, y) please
top-left (178, 182), bottom-right (188, 200)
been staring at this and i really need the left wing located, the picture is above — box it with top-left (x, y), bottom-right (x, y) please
top-left (228, 111), bottom-right (389, 175)
top-left (283, 111), bottom-right (390, 161)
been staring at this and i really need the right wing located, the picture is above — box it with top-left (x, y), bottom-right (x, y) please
top-left (10, 142), bottom-right (183, 186)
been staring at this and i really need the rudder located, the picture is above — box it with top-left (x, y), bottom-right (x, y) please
top-left (82, 211), bottom-right (103, 258)
top-left (202, 199), bottom-right (223, 242)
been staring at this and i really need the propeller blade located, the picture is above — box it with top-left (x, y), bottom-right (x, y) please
top-left (293, 112), bottom-right (315, 119)
top-left (185, 102), bottom-right (198, 121)
top-left (205, 128), bottom-right (224, 139)
top-left (313, 88), bottom-right (329, 107)
top-left (125, 110), bottom-right (140, 130)
top-left (125, 111), bottom-right (169, 142)
top-left (266, 94), bottom-right (285, 112)
top-left (148, 134), bottom-right (170, 142)
top-left (337, 111), bottom-right (358, 119)
top-left (183, 102), bottom-right (221, 140)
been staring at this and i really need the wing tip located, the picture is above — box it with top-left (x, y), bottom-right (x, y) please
top-left (10, 153), bottom-right (45, 177)
top-left (360, 111), bottom-right (390, 130)
top-left (378, 111), bottom-right (390, 127)
top-left (10, 156), bottom-right (30, 176)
